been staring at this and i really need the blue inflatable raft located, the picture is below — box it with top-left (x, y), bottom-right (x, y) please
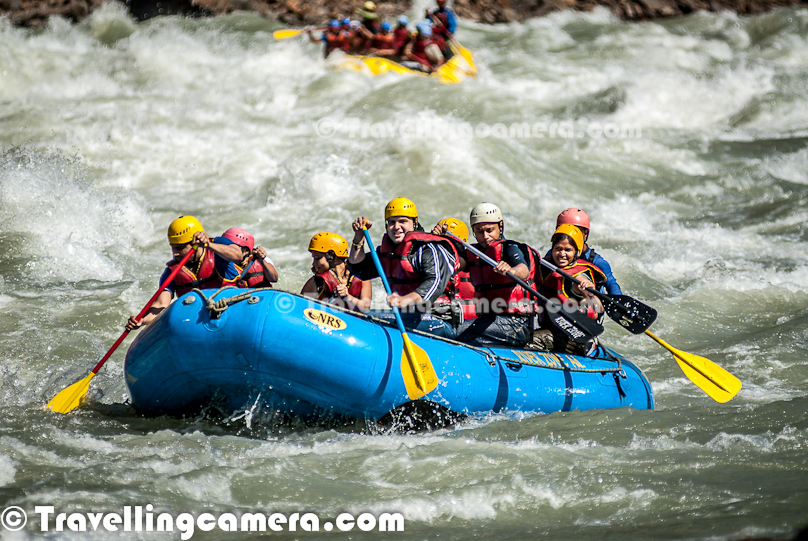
top-left (124, 288), bottom-right (654, 422)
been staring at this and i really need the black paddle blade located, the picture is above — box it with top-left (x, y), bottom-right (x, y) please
top-left (603, 295), bottom-right (657, 334)
top-left (546, 302), bottom-right (604, 344)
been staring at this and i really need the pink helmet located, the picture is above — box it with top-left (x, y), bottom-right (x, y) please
top-left (222, 227), bottom-right (254, 252)
top-left (556, 208), bottom-right (590, 232)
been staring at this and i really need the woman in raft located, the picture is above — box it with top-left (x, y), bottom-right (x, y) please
top-left (301, 232), bottom-right (372, 312)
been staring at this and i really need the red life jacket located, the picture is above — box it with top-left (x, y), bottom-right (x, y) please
top-left (378, 231), bottom-right (460, 298)
top-left (316, 269), bottom-right (363, 301)
top-left (466, 239), bottom-right (537, 315)
top-left (538, 259), bottom-right (607, 317)
top-left (236, 258), bottom-right (273, 289)
top-left (433, 10), bottom-right (453, 38)
top-left (410, 38), bottom-right (434, 66)
top-left (166, 248), bottom-right (231, 297)
top-left (455, 270), bottom-right (477, 319)
top-left (392, 28), bottom-right (411, 55)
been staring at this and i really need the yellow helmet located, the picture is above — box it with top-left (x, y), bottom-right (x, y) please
top-left (553, 224), bottom-right (584, 255)
top-left (363, 0), bottom-right (376, 11)
top-left (167, 215), bottom-right (204, 245)
top-left (308, 232), bottom-right (349, 258)
top-left (438, 218), bottom-right (469, 242)
top-left (384, 197), bottom-right (418, 220)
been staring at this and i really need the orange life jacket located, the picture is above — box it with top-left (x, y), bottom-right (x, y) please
top-left (538, 259), bottom-right (607, 318)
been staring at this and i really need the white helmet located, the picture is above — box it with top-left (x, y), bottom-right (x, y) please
top-left (469, 203), bottom-right (503, 226)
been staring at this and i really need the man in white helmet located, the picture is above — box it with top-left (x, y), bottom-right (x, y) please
top-left (456, 203), bottom-right (538, 347)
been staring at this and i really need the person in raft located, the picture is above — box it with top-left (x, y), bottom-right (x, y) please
top-left (348, 197), bottom-right (461, 338)
top-left (533, 224), bottom-right (606, 354)
top-left (555, 208), bottom-right (622, 295)
top-left (125, 216), bottom-right (243, 331)
top-left (306, 20), bottom-right (342, 58)
top-left (432, 217), bottom-right (477, 323)
top-left (456, 203), bottom-right (538, 347)
top-left (221, 227), bottom-right (279, 289)
top-left (402, 24), bottom-right (444, 73)
top-left (301, 232), bottom-right (372, 312)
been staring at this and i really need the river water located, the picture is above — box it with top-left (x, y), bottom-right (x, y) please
top-left (1, 3), bottom-right (807, 539)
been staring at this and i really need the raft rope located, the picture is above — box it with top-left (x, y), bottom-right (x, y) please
top-left (188, 287), bottom-right (624, 376)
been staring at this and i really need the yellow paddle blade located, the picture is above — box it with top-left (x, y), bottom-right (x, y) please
top-left (645, 331), bottom-right (741, 403)
top-left (46, 372), bottom-right (95, 414)
top-left (400, 333), bottom-right (439, 400)
top-left (273, 29), bottom-right (304, 40)
top-left (449, 41), bottom-right (477, 77)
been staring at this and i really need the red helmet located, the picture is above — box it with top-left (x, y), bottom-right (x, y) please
top-left (556, 208), bottom-right (590, 232)
top-left (222, 227), bottom-right (254, 252)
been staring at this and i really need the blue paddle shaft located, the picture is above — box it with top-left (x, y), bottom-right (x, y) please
top-left (363, 229), bottom-right (408, 335)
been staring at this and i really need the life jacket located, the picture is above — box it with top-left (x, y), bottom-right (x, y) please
top-left (369, 32), bottom-right (394, 50)
top-left (166, 248), bottom-right (232, 297)
top-left (235, 258), bottom-right (273, 289)
top-left (323, 31), bottom-right (340, 57)
top-left (466, 239), bottom-right (537, 315)
top-left (453, 270), bottom-right (476, 319)
top-left (409, 38), bottom-right (434, 67)
top-left (336, 30), bottom-right (353, 51)
top-left (378, 231), bottom-right (460, 298)
top-left (538, 258), bottom-right (607, 317)
top-left (433, 9), bottom-right (453, 38)
top-left (316, 269), bottom-right (363, 301)
top-left (392, 28), bottom-right (411, 55)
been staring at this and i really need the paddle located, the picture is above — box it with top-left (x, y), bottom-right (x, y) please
top-left (535, 257), bottom-right (657, 334)
top-left (273, 27), bottom-right (328, 40)
top-left (46, 247), bottom-right (198, 414)
top-left (645, 330), bottom-right (741, 403)
top-left (362, 227), bottom-right (438, 400)
top-left (446, 232), bottom-right (602, 344)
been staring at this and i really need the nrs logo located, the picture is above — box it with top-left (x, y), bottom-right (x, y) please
top-left (303, 309), bottom-right (347, 331)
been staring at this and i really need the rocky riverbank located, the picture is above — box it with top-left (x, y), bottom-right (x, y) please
top-left (2, 0), bottom-right (806, 30)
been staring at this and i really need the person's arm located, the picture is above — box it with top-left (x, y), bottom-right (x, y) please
top-left (254, 246), bottom-right (279, 283)
top-left (493, 243), bottom-right (529, 280)
top-left (592, 253), bottom-right (622, 295)
top-left (301, 276), bottom-right (319, 298)
top-left (125, 269), bottom-right (175, 331)
top-left (192, 231), bottom-right (243, 263)
top-left (446, 11), bottom-right (458, 34)
top-left (349, 217), bottom-right (371, 265)
top-left (335, 279), bottom-right (372, 312)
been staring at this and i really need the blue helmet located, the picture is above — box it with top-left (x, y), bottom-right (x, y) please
top-left (397, 15), bottom-right (409, 25)
top-left (381, 21), bottom-right (391, 31)
top-left (329, 19), bottom-right (340, 27)
top-left (416, 23), bottom-right (432, 37)
top-left (342, 17), bottom-right (351, 25)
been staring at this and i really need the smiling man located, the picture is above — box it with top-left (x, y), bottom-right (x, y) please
top-left (347, 197), bottom-right (460, 338)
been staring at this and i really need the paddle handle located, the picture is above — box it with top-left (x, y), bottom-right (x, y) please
top-left (90, 247), bottom-right (197, 374)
